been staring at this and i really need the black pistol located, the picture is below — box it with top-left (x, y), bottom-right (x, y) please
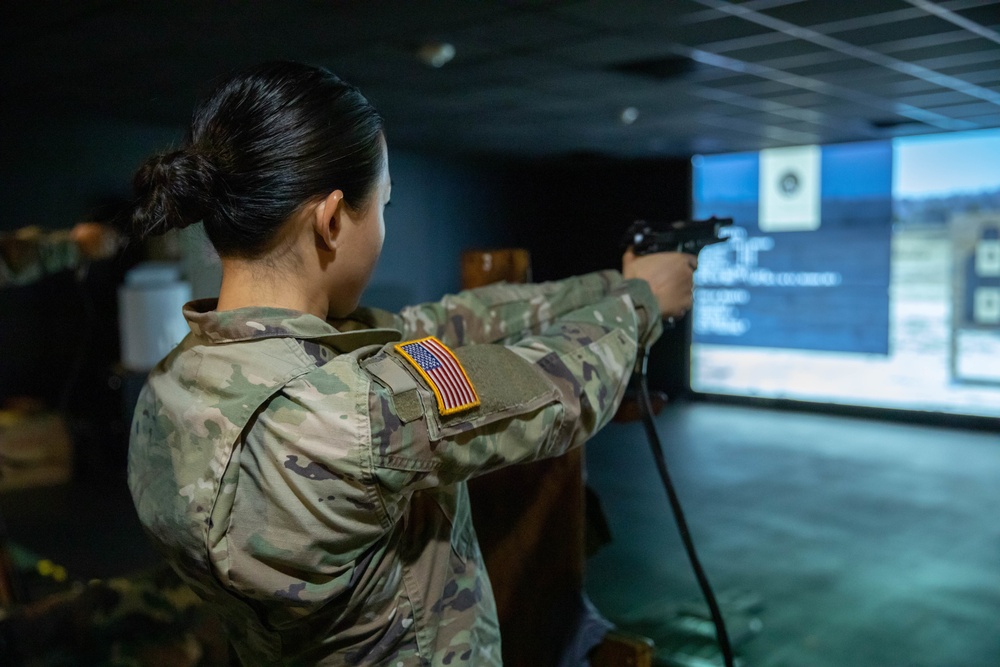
top-left (623, 216), bottom-right (733, 256)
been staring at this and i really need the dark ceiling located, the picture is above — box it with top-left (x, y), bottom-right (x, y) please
top-left (4, 0), bottom-right (999, 159)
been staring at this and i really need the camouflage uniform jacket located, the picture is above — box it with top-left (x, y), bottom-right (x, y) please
top-left (128, 270), bottom-right (662, 666)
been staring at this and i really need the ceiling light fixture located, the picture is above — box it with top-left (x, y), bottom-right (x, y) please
top-left (620, 106), bottom-right (640, 125)
top-left (417, 42), bottom-right (456, 68)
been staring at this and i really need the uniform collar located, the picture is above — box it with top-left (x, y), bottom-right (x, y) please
top-left (183, 299), bottom-right (401, 350)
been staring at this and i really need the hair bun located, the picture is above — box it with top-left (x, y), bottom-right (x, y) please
top-left (128, 148), bottom-right (218, 238)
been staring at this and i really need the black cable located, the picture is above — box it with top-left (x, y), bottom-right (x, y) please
top-left (633, 351), bottom-right (736, 667)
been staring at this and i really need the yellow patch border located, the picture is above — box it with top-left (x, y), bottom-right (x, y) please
top-left (394, 336), bottom-right (480, 416)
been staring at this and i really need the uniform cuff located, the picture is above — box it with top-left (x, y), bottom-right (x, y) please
top-left (621, 277), bottom-right (664, 349)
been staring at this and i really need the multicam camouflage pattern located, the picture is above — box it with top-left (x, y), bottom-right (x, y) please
top-left (128, 270), bottom-right (662, 666)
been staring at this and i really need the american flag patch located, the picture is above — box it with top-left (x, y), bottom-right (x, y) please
top-left (395, 337), bottom-right (480, 415)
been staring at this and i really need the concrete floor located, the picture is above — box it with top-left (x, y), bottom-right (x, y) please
top-left (584, 401), bottom-right (1000, 667)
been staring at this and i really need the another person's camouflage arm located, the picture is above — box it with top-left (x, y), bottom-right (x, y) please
top-left (366, 276), bottom-right (662, 499)
top-left (0, 223), bottom-right (119, 289)
top-left (0, 228), bottom-right (80, 288)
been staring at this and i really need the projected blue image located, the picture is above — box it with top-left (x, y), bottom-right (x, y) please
top-left (692, 142), bottom-right (892, 354)
top-left (894, 130), bottom-right (1000, 390)
top-left (691, 128), bottom-right (1000, 418)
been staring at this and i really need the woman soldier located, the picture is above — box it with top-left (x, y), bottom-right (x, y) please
top-left (126, 61), bottom-right (695, 666)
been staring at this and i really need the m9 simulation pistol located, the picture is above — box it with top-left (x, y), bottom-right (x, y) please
top-left (623, 215), bottom-right (733, 257)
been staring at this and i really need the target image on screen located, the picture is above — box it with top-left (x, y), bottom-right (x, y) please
top-left (690, 128), bottom-right (1000, 418)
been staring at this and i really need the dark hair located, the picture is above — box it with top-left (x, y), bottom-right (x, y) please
top-left (127, 61), bottom-right (385, 257)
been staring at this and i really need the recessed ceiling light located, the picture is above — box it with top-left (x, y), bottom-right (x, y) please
top-left (417, 42), bottom-right (456, 68)
top-left (620, 107), bottom-right (640, 125)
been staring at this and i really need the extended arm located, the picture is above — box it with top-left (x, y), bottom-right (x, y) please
top-left (335, 270), bottom-right (627, 347)
top-left (366, 277), bottom-right (662, 497)
top-left (337, 251), bottom-right (694, 348)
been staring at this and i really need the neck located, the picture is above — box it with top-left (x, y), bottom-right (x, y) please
top-left (216, 259), bottom-right (328, 319)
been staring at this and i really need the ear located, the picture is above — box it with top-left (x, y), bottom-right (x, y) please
top-left (311, 190), bottom-right (345, 252)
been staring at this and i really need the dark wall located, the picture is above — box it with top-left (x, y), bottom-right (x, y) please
top-left (0, 105), bottom-right (697, 480)
top-left (0, 116), bottom-right (174, 474)
top-left (1, 117), bottom-right (178, 400)
top-left (504, 157), bottom-right (692, 281)
top-left (366, 150), bottom-right (517, 310)
top-left (0, 117), bottom-right (182, 234)
top-left (0, 115), bottom-right (518, 475)
top-left (504, 156), bottom-right (694, 396)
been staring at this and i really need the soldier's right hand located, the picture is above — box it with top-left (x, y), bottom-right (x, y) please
top-left (621, 249), bottom-right (696, 320)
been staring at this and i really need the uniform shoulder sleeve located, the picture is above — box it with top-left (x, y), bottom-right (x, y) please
top-left (364, 278), bottom-right (660, 495)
